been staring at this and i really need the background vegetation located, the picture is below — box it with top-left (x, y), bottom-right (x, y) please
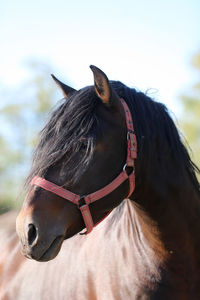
top-left (179, 52), bottom-right (200, 168)
top-left (0, 53), bottom-right (199, 214)
top-left (0, 61), bottom-right (58, 213)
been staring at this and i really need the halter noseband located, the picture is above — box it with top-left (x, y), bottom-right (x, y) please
top-left (31, 98), bottom-right (137, 234)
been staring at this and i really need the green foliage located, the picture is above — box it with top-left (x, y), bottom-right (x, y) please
top-left (0, 60), bottom-right (58, 213)
top-left (179, 51), bottom-right (200, 171)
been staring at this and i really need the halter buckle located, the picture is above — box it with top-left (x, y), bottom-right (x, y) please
top-left (78, 197), bottom-right (87, 208)
top-left (127, 129), bottom-right (135, 141)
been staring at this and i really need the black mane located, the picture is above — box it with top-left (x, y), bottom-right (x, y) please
top-left (111, 82), bottom-right (200, 196)
top-left (25, 86), bottom-right (102, 187)
top-left (25, 81), bottom-right (200, 195)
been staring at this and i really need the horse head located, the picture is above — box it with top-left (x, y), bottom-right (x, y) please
top-left (16, 66), bottom-right (136, 261)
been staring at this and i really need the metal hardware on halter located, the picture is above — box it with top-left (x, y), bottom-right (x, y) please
top-left (123, 163), bottom-right (134, 172)
top-left (78, 197), bottom-right (86, 208)
top-left (127, 129), bottom-right (135, 140)
top-left (123, 163), bottom-right (128, 172)
top-left (30, 98), bottom-right (137, 234)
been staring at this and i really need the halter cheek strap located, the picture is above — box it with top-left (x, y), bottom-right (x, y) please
top-left (30, 98), bottom-right (137, 234)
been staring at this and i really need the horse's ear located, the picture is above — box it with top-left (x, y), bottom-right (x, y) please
top-left (51, 74), bottom-right (76, 98)
top-left (90, 65), bottom-right (111, 105)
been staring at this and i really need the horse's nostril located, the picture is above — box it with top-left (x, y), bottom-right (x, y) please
top-left (27, 223), bottom-right (37, 245)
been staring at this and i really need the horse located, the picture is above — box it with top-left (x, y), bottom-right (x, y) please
top-left (0, 66), bottom-right (200, 299)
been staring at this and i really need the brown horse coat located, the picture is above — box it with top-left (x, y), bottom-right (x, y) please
top-left (0, 200), bottom-right (168, 300)
top-left (1, 198), bottom-right (200, 299)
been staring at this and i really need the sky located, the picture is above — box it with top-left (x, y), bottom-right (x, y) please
top-left (0, 0), bottom-right (200, 115)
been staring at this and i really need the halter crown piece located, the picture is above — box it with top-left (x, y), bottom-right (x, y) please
top-left (31, 98), bottom-right (137, 234)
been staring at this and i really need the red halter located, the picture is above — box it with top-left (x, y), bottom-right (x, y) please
top-left (31, 98), bottom-right (137, 234)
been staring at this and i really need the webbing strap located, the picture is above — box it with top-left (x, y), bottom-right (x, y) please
top-left (84, 170), bottom-right (129, 204)
top-left (79, 205), bottom-right (94, 233)
top-left (127, 172), bottom-right (135, 198)
top-left (31, 176), bottom-right (80, 204)
top-left (31, 169), bottom-right (131, 234)
top-left (120, 98), bottom-right (137, 164)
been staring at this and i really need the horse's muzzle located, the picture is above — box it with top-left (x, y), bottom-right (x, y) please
top-left (16, 213), bottom-right (65, 262)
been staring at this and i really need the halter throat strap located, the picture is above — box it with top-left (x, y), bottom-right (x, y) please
top-left (31, 98), bottom-right (137, 234)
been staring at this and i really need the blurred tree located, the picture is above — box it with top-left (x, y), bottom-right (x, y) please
top-left (179, 51), bottom-right (200, 171)
top-left (0, 60), bottom-right (61, 213)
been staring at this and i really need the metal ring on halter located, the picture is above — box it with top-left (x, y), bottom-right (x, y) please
top-left (123, 163), bottom-right (134, 175)
top-left (123, 163), bottom-right (128, 172)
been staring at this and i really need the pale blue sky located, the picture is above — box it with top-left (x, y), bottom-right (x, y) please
top-left (0, 0), bottom-right (200, 114)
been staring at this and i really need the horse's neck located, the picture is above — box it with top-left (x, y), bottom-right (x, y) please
top-left (130, 180), bottom-right (200, 293)
top-left (140, 183), bottom-right (200, 256)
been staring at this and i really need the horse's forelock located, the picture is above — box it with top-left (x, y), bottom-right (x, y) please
top-left (25, 86), bottom-right (102, 189)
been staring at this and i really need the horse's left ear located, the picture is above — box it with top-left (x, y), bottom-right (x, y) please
top-left (90, 65), bottom-right (111, 105)
top-left (51, 74), bottom-right (76, 99)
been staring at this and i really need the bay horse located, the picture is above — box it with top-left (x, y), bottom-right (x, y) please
top-left (1, 66), bottom-right (200, 299)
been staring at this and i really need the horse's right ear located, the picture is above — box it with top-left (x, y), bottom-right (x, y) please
top-left (90, 65), bottom-right (111, 105)
top-left (51, 74), bottom-right (76, 99)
